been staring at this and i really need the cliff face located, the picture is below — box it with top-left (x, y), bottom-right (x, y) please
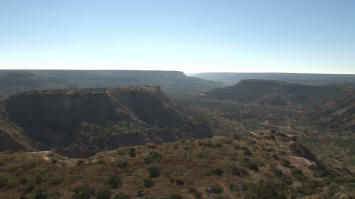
top-left (0, 105), bottom-right (37, 152)
top-left (3, 86), bottom-right (213, 157)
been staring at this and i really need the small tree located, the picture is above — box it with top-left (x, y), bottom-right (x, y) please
top-left (144, 178), bottom-right (154, 188)
top-left (116, 157), bottom-right (128, 169)
top-left (147, 165), bottom-right (160, 178)
top-left (106, 175), bottom-right (121, 189)
top-left (95, 187), bottom-right (111, 199)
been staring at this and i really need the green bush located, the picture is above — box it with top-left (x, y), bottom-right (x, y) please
top-left (214, 195), bottom-right (230, 199)
top-left (221, 137), bottom-right (232, 144)
top-left (71, 185), bottom-right (95, 199)
top-left (189, 188), bottom-right (201, 198)
top-left (206, 184), bottom-right (223, 194)
top-left (32, 190), bottom-right (49, 199)
top-left (95, 187), bottom-right (111, 199)
top-left (270, 164), bottom-right (283, 177)
top-left (76, 160), bottom-right (84, 166)
top-left (207, 168), bottom-right (224, 176)
top-left (49, 174), bottom-right (63, 185)
top-left (0, 175), bottom-right (8, 187)
top-left (106, 175), bottom-right (121, 189)
top-left (233, 144), bottom-right (247, 150)
top-left (116, 157), bottom-right (129, 168)
top-left (229, 183), bottom-right (240, 192)
top-left (144, 178), bottom-right (154, 188)
top-left (114, 193), bottom-right (131, 199)
top-left (281, 159), bottom-right (291, 168)
top-left (297, 180), bottom-right (322, 196)
top-left (272, 154), bottom-right (279, 160)
top-left (200, 140), bottom-right (222, 148)
top-left (129, 148), bottom-right (136, 157)
top-left (245, 180), bottom-right (287, 199)
top-left (169, 194), bottom-right (182, 199)
top-left (291, 168), bottom-right (306, 181)
top-left (231, 165), bottom-right (249, 176)
top-left (246, 162), bottom-right (259, 172)
top-left (175, 179), bottom-right (184, 186)
top-left (147, 165), bottom-right (160, 178)
top-left (244, 149), bottom-right (252, 156)
top-left (144, 152), bottom-right (162, 164)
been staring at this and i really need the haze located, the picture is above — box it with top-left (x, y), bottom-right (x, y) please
top-left (0, 0), bottom-right (354, 74)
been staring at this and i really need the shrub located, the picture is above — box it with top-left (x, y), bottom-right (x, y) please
top-left (189, 188), bottom-right (201, 198)
top-left (214, 195), bottom-right (230, 199)
top-left (144, 178), bottom-right (154, 188)
top-left (71, 185), bottom-right (95, 199)
top-left (50, 158), bottom-right (58, 164)
top-left (175, 179), bottom-right (184, 186)
top-left (246, 162), bottom-right (259, 172)
top-left (206, 184), bottom-right (223, 194)
top-left (32, 190), bottom-right (49, 199)
top-left (0, 175), bottom-right (8, 187)
top-left (33, 167), bottom-right (48, 184)
top-left (297, 180), bottom-right (322, 196)
top-left (272, 154), bottom-right (279, 160)
top-left (49, 174), bottom-right (63, 185)
top-left (244, 149), bottom-right (252, 156)
top-left (95, 187), bottom-right (111, 199)
top-left (229, 183), bottom-right (240, 192)
top-left (76, 160), bottom-right (84, 166)
top-left (281, 159), bottom-right (291, 168)
top-left (24, 182), bottom-right (35, 193)
top-left (200, 140), bottom-right (222, 148)
top-left (116, 157), bottom-right (129, 168)
top-left (221, 137), bottom-right (232, 144)
top-left (233, 144), bottom-right (246, 150)
top-left (169, 194), bottom-right (183, 199)
top-left (114, 193), bottom-right (131, 199)
top-left (270, 164), bottom-right (283, 177)
top-left (147, 165), bottom-right (160, 178)
top-left (144, 152), bottom-right (162, 164)
top-left (232, 133), bottom-right (241, 140)
top-left (207, 168), bottom-right (224, 176)
top-left (291, 168), bottom-right (306, 181)
top-left (32, 191), bottom-right (60, 199)
top-left (231, 165), bottom-right (249, 176)
top-left (245, 180), bottom-right (287, 199)
top-left (129, 148), bottom-right (136, 157)
top-left (106, 175), bottom-right (121, 189)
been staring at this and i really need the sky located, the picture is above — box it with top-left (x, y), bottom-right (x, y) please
top-left (0, 0), bottom-right (354, 74)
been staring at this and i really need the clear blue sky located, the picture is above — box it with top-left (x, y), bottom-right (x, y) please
top-left (0, 0), bottom-right (354, 73)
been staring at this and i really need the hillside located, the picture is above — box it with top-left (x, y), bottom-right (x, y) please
top-left (205, 79), bottom-right (353, 106)
top-left (0, 132), bottom-right (354, 199)
top-left (182, 79), bottom-right (355, 174)
top-left (1, 86), bottom-right (213, 157)
top-left (0, 70), bottom-right (224, 98)
top-left (317, 93), bottom-right (355, 131)
top-left (194, 73), bottom-right (355, 86)
top-left (0, 72), bottom-right (74, 100)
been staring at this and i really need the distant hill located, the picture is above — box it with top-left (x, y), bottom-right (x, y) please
top-left (1, 86), bottom-right (213, 157)
top-left (194, 72), bottom-right (355, 86)
top-left (0, 72), bottom-right (74, 100)
top-left (317, 93), bottom-right (355, 131)
top-left (0, 70), bottom-right (223, 98)
top-left (205, 79), bottom-right (354, 106)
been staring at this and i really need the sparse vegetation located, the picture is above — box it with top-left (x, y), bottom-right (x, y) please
top-left (106, 175), bottom-right (121, 189)
top-left (144, 178), bottom-right (155, 188)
